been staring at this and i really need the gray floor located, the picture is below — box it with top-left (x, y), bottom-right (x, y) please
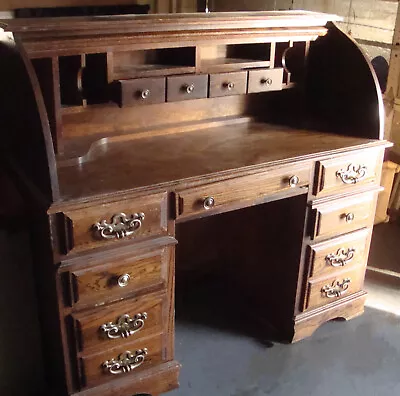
top-left (170, 223), bottom-right (400, 396)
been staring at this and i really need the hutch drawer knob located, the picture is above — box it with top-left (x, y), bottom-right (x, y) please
top-left (141, 89), bottom-right (150, 99)
top-left (260, 77), bottom-right (273, 86)
top-left (321, 278), bottom-right (351, 298)
top-left (325, 248), bottom-right (355, 267)
top-left (345, 212), bottom-right (355, 223)
top-left (336, 164), bottom-right (367, 184)
top-left (117, 274), bottom-right (131, 288)
top-left (102, 348), bottom-right (148, 375)
top-left (203, 196), bottom-right (215, 210)
top-left (224, 82), bottom-right (235, 90)
top-left (289, 175), bottom-right (300, 187)
top-left (185, 84), bottom-right (195, 94)
top-left (93, 212), bottom-right (145, 240)
top-left (100, 312), bottom-right (148, 339)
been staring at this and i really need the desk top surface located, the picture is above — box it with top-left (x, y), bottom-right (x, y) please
top-left (56, 120), bottom-right (385, 204)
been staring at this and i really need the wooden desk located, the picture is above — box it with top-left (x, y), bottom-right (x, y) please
top-left (0, 11), bottom-right (390, 396)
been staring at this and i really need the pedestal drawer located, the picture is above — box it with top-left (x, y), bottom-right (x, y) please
top-left (310, 191), bottom-right (378, 240)
top-left (176, 164), bottom-right (311, 220)
top-left (66, 243), bottom-right (174, 307)
top-left (307, 228), bottom-right (371, 278)
top-left (72, 292), bottom-right (167, 353)
top-left (313, 149), bottom-right (383, 197)
top-left (304, 266), bottom-right (365, 311)
top-left (55, 192), bottom-right (168, 255)
top-left (79, 332), bottom-right (165, 388)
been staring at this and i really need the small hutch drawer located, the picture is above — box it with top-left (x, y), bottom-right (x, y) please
top-left (314, 149), bottom-right (383, 197)
top-left (79, 332), bottom-right (165, 388)
top-left (66, 245), bottom-right (172, 307)
top-left (310, 191), bottom-right (377, 240)
top-left (117, 77), bottom-right (166, 107)
top-left (176, 164), bottom-right (311, 220)
top-left (55, 192), bottom-right (168, 255)
top-left (307, 228), bottom-right (371, 278)
top-left (304, 266), bottom-right (365, 311)
top-left (247, 68), bottom-right (283, 93)
top-left (166, 74), bottom-right (208, 102)
top-left (209, 71), bottom-right (248, 97)
top-left (72, 292), bottom-right (167, 353)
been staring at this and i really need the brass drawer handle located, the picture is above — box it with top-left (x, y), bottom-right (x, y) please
top-left (100, 313), bottom-right (148, 339)
top-left (321, 278), bottom-right (351, 298)
top-left (93, 212), bottom-right (145, 240)
top-left (184, 84), bottom-right (195, 94)
top-left (224, 82), bottom-right (235, 90)
top-left (141, 89), bottom-right (150, 99)
top-left (117, 273), bottom-right (131, 287)
top-left (325, 248), bottom-right (355, 267)
top-left (260, 77), bottom-right (272, 86)
top-left (336, 164), bottom-right (367, 184)
top-left (203, 196), bottom-right (215, 210)
top-left (102, 349), bottom-right (148, 375)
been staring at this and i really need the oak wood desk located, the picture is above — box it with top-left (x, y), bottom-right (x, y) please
top-left (0, 11), bottom-right (390, 396)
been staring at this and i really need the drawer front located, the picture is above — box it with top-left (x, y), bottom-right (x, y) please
top-left (307, 228), bottom-right (371, 278)
top-left (57, 192), bottom-right (168, 255)
top-left (305, 266), bottom-right (365, 311)
top-left (310, 192), bottom-right (377, 240)
top-left (118, 77), bottom-right (166, 107)
top-left (314, 150), bottom-right (383, 197)
top-left (68, 246), bottom-right (171, 306)
top-left (167, 74), bottom-right (208, 102)
top-left (248, 68), bottom-right (283, 93)
top-left (72, 292), bottom-right (167, 353)
top-left (80, 332), bottom-right (165, 388)
top-left (209, 71), bottom-right (247, 97)
top-left (176, 164), bottom-right (311, 220)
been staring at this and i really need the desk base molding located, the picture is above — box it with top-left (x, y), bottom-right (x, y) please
top-left (292, 291), bottom-right (367, 343)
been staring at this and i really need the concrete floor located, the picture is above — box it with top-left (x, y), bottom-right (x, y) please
top-left (170, 223), bottom-right (400, 396)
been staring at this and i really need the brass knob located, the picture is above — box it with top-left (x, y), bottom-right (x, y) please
top-left (224, 82), bottom-right (235, 90)
top-left (118, 274), bottom-right (131, 287)
top-left (185, 84), bottom-right (195, 94)
top-left (289, 175), bottom-right (300, 188)
top-left (141, 89), bottom-right (150, 99)
top-left (261, 77), bottom-right (273, 86)
top-left (345, 213), bottom-right (355, 223)
top-left (203, 196), bottom-right (215, 210)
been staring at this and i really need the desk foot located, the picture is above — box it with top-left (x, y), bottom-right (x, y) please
top-left (291, 291), bottom-right (367, 343)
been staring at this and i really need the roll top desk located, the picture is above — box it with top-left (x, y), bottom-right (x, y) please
top-left (0, 11), bottom-right (390, 396)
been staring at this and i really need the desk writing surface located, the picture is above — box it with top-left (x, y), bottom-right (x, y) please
top-left (57, 121), bottom-right (379, 201)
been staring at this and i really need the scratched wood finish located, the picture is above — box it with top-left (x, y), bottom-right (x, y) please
top-left (310, 191), bottom-right (378, 240)
top-left (80, 332), bottom-right (165, 388)
top-left (306, 228), bottom-right (371, 278)
top-left (55, 192), bottom-right (168, 255)
top-left (304, 265), bottom-right (366, 311)
top-left (313, 148), bottom-right (384, 197)
top-left (72, 291), bottom-right (167, 353)
top-left (68, 247), bottom-right (171, 306)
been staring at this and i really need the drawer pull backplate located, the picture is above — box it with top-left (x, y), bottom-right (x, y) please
top-left (100, 313), bottom-right (148, 339)
top-left (321, 278), bottom-right (351, 298)
top-left (93, 212), bottom-right (145, 240)
top-left (102, 348), bottom-right (148, 375)
top-left (325, 248), bottom-right (355, 267)
top-left (336, 164), bottom-right (367, 184)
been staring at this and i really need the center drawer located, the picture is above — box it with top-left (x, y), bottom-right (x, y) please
top-left (176, 164), bottom-right (311, 220)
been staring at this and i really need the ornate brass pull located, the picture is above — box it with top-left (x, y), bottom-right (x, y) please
top-left (336, 164), bottom-right (367, 184)
top-left (100, 313), bottom-right (148, 339)
top-left (185, 84), bottom-right (195, 94)
top-left (117, 273), bottom-right (131, 288)
top-left (325, 248), bottom-right (355, 267)
top-left (93, 212), bottom-right (145, 240)
top-left (261, 77), bottom-right (272, 85)
top-left (102, 349), bottom-right (148, 375)
top-left (321, 278), bottom-right (351, 298)
top-left (203, 196), bottom-right (215, 210)
top-left (141, 89), bottom-right (150, 99)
